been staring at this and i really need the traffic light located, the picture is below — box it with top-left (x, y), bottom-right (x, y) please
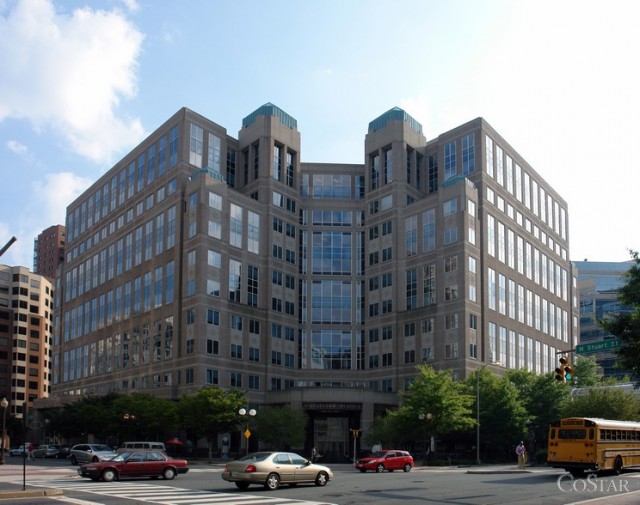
top-left (555, 355), bottom-right (573, 382)
top-left (555, 359), bottom-right (565, 382)
top-left (563, 357), bottom-right (574, 381)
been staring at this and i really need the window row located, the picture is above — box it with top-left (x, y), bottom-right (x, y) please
top-left (67, 124), bottom-right (179, 244)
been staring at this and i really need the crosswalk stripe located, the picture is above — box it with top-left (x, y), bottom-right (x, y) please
top-left (27, 479), bottom-right (337, 505)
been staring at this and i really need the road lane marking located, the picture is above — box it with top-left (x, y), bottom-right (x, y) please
top-left (27, 479), bottom-right (338, 505)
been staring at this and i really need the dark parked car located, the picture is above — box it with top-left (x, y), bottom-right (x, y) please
top-left (355, 450), bottom-right (414, 473)
top-left (222, 451), bottom-right (333, 490)
top-left (77, 450), bottom-right (189, 481)
top-left (57, 445), bottom-right (71, 459)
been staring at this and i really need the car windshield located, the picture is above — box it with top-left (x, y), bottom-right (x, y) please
top-left (111, 452), bottom-right (131, 461)
top-left (370, 451), bottom-right (387, 458)
top-left (91, 444), bottom-right (113, 452)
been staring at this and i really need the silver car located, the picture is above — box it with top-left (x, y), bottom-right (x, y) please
top-left (69, 444), bottom-right (117, 465)
top-left (222, 451), bottom-right (333, 490)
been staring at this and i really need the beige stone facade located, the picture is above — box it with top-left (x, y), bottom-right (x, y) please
top-left (0, 266), bottom-right (53, 418)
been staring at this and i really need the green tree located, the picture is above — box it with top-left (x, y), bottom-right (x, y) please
top-left (394, 365), bottom-right (476, 462)
top-left (365, 365), bottom-right (476, 461)
top-left (467, 369), bottom-right (529, 461)
top-left (572, 355), bottom-right (600, 387)
top-left (561, 387), bottom-right (640, 420)
top-left (57, 393), bottom-right (121, 442)
top-left (112, 393), bottom-right (178, 442)
top-left (402, 365), bottom-right (476, 434)
top-left (254, 406), bottom-right (307, 451)
top-left (177, 386), bottom-right (245, 462)
top-left (600, 250), bottom-right (640, 382)
top-left (505, 369), bottom-right (569, 458)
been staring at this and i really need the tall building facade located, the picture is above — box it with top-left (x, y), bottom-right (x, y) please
top-left (34, 224), bottom-right (66, 281)
top-left (53, 104), bottom-right (578, 456)
top-left (0, 265), bottom-right (54, 419)
top-left (575, 260), bottom-right (633, 379)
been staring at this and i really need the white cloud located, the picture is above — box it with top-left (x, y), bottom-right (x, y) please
top-left (120, 0), bottom-right (140, 13)
top-left (31, 171), bottom-right (93, 223)
top-left (6, 139), bottom-right (28, 156)
top-left (1, 171), bottom-right (94, 268)
top-left (0, 0), bottom-right (146, 164)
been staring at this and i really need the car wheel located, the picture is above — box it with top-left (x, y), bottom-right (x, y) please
top-left (70, 456), bottom-right (77, 465)
top-left (102, 469), bottom-right (117, 482)
top-left (376, 463), bottom-right (385, 473)
top-left (265, 472), bottom-right (280, 490)
top-left (235, 481), bottom-right (250, 490)
top-left (163, 467), bottom-right (176, 480)
top-left (315, 471), bottom-right (329, 487)
top-left (403, 463), bottom-right (412, 472)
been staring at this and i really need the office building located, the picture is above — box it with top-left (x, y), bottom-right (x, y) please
top-left (52, 104), bottom-right (578, 457)
top-left (0, 265), bottom-right (54, 419)
top-left (575, 259), bottom-right (633, 379)
top-left (34, 224), bottom-right (66, 282)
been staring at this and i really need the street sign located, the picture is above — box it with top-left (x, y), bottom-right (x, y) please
top-left (576, 338), bottom-right (621, 355)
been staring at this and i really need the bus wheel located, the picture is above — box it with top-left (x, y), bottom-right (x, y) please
top-left (614, 456), bottom-right (623, 475)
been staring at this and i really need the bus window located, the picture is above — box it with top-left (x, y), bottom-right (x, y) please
top-left (550, 428), bottom-right (556, 439)
top-left (589, 428), bottom-right (594, 440)
top-left (559, 429), bottom-right (586, 439)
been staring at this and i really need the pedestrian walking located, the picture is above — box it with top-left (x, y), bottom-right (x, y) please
top-left (516, 441), bottom-right (526, 469)
top-left (28, 442), bottom-right (35, 462)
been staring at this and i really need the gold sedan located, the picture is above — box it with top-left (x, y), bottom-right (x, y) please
top-left (222, 451), bottom-right (333, 490)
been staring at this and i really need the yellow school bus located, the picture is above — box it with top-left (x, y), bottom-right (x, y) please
top-left (548, 417), bottom-right (640, 476)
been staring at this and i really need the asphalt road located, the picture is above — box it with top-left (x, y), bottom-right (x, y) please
top-left (2, 457), bottom-right (640, 505)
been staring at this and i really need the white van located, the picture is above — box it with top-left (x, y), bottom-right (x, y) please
top-left (118, 441), bottom-right (166, 452)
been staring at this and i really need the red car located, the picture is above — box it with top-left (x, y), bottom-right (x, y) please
top-left (77, 450), bottom-right (189, 481)
top-left (355, 450), bottom-right (414, 473)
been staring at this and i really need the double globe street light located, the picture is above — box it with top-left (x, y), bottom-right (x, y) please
top-left (418, 412), bottom-right (433, 465)
top-left (238, 408), bottom-right (256, 456)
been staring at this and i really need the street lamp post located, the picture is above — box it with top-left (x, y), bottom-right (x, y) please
top-left (418, 412), bottom-right (433, 466)
top-left (0, 397), bottom-right (8, 465)
top-left (476, 362), bottom-right (500, 465)
top-left (238, 408), bottom-right (256, 456)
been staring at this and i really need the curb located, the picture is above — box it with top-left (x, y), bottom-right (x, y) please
top-left (466, 469), bottom-right (532, 474)
top-left (0, 488), bottom-right (64, 501)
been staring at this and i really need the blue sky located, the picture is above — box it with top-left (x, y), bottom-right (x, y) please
top-left (1, 0), bottom-right (638, 268)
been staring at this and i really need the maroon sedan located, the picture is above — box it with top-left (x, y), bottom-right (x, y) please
top-left (355, 450), bottom-right (414, 473)
top-left (77, 450), bottom-right (189, 481)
